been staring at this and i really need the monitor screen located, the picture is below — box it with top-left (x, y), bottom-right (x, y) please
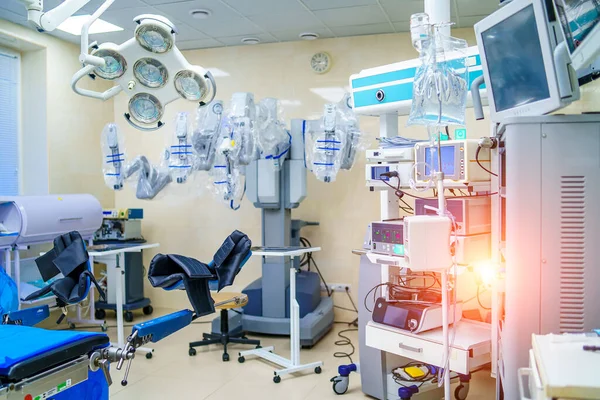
top-left (555, 0), bottom-right (600, 53)
top-left (481, 4), bottom-right (551, 112)
top-left (383, 305), bottom-right (409, 327)
top-left (425, 145), bottom-right (455, 176)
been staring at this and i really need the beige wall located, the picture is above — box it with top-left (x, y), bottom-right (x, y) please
top-left (112, 28), bottom-right (498, 310)
top-left (0, 19), bottom-right (114, 207)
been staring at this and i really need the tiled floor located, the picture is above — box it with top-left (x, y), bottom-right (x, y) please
top-left (98, 309), bottom-right (496, 399)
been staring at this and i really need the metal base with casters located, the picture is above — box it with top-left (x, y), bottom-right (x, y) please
top-left (238, 248), bottom-right (323, 383)
top-left (189, 293), bottom-right (260, 362)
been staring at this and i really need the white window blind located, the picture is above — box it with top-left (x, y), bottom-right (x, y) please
top-left (0, 49), bottom-right (19, 196)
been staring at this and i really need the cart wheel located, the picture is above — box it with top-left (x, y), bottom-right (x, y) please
top-left (315, 366), bottom-right (322, 374)
top-left (331, 376), bottom-right (349, 395)
top-left (145, 352), bottom-right (153, 359)
top-left (273, 375), bottom-right (281, 384)
top-left (69, 323), bottom-right (76, 330)
top-left (222, 353), bottom-right (230, 362)
top-left (95, 309), bottom-right (106, 320)
top-left (189, 348), bottom-right (197, 356)
top-left (101, 324), bottom-right (108, 332)
top-left (238, 356), bottom-right (245, 363)
top-left (124, 311), bottom-right (134, 323)
top-left (454, 383), bottom-right (469, 400)
top-left (143, 305), bottom-right (153, 315)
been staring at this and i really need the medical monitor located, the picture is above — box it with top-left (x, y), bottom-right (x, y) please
top-left (554, 0), bottom-right (600, 70)
top-left (475, 0), bottom-right (576, 122)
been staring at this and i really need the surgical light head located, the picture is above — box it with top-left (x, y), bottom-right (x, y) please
top-left (71, 11), bottom-right (217, 131)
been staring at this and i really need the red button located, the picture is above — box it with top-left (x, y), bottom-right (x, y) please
top-left (24, 395), bottom-right (33, 400)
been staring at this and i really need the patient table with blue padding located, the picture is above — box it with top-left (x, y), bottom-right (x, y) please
top-left (0, 325), bottom-right (110, 399)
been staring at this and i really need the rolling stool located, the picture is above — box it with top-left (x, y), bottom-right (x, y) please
top-left (188, 292), bottom-right (260, 361)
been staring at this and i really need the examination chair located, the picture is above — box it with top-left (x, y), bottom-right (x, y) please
top-left (0, 230), bottom-right (253, 400)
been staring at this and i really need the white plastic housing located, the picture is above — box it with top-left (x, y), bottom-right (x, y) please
top-left (403, 215), bottom-right (453, 271)
top-left (0, 194), bottom-right (102, 247)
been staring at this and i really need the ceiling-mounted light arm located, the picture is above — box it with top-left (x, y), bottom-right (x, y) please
top-left (71, 64), bottom-right (123, 100)
top-left (19, 0), bottom-right (90, 32)
top-left (79, 0), bottom-right (115, 67)
top-left (199, 71), bottom-right (217, 107)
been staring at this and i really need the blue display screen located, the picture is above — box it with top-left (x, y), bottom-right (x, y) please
top-left (372, 166), bottom-right (390, 181)
top-left (425, 146), bottom-right (455, 176)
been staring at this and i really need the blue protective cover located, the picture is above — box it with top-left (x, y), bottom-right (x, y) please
top-left (0, 325), bottom-right (109, 375)
top-left (0, 267), bottom-right (18, 317)
top-left (133, 309), bottom-right (193, 343)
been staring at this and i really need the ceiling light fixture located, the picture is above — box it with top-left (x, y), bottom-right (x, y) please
top-left (241, 37), bottom-right (260, 45)
top-left (189, 9), bottom-right (211, 19)
top-left (299, 32), bottom-right (319, 40)
top-left (57, 14), bottom-right (123, 35)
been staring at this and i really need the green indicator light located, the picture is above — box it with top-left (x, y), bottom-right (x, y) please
top-left (393, 244), bottom-right (405, 256)
top-left (455, 128), bottom-right (467, 140)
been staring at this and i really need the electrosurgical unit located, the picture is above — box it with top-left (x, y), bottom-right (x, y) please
top-left (370, 221), bottom-right (404, 257)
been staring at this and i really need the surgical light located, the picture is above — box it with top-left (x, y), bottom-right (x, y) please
top-left (129, 93), bottom-right (164, 125)
top-left (134, 15), bottom-right (175, 54)
top-left (69, 7), bottom-right (216, 131)
top-left (134, 58), bottom-right (168, 88)
top-left (174, 69), bottom-right (208, 101)
top-left (93, 47), bottom-right (126, 80)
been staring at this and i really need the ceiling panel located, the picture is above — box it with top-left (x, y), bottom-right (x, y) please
top-left (152, 0), bottom-right (239, 22)
top-left (302, 0), bottom-right (377, 11)
top-left (392, 21), bottom-right (410, 32)
top-left (313, 5), bottom-right (388, 27)
top-left (216, 33), bottom-right (276, 46)
top-left (222, 0), bottom-right (306, 16)
top-left (270, 28), bottom-right (334, 42)
top-left (248, 11), bottom-right (323, 32)
top-left (456, 0), bottom-right (499, 17)
top-left (177, 38), bottom-right (224, 50)
top-left (82, 0), bottom-right (147, 13)
top-left (380, 0), bottom-right (426, 22)
top-left (330, 23), bottom-right (394, 37)
top-left (182, 17), bottom-right (263, 37)
top-left (99, 7), bottom-right (155, 30)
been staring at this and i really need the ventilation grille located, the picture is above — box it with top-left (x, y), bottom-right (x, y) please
top-left (559, 176), bottom-right (586, 332)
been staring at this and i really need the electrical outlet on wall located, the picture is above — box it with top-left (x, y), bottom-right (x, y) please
top-left (320, 283), bottom-right (351, 293)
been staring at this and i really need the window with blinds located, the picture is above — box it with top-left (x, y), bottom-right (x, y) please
top-left (0, 49), bottom-right (19, 196)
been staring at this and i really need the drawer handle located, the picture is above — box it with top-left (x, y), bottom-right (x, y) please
top-left (398, 343), bottom-right (422, 353)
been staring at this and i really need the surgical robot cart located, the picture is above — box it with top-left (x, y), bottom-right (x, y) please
top-left (212, 119), bottom-right (335, 347)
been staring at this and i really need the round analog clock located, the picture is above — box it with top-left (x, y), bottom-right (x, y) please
top-left (310, 52), bottom-right (332, 74)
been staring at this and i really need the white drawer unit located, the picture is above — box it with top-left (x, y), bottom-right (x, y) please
top-left (366, 320), bottom-right (491, 375)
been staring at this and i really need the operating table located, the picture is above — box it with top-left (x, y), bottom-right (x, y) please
top-left (0, 230), bottom-right (252, 400)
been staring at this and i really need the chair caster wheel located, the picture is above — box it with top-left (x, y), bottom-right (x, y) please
top-left (189, 348), bottom-right (197, 356)
top-left (95, 309), bottom-right (106, 319)
top-left (101, 324), bottom-right (108, 332)
top-left (143, 305), bottom-right (153, 315)
top-left (124, 311), bottom-right (134, 323)
top-left (145, 352), bottom-right (153, 359)
top-left (121, 380), bottom-right (128, 387)
top-left (238, 356), bottom-right (245, 363)
top-left (222, 353), bottom-right (230, 362)
top-left (273, 375), bottom-right (281, 384)
top-left (315, 366), bottom-right (322, 374)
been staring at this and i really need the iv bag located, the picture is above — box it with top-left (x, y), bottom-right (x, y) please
top-left (408, 22), bottom-right (469, 127)
top-left (101, 123), bottom-right (127, 190)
